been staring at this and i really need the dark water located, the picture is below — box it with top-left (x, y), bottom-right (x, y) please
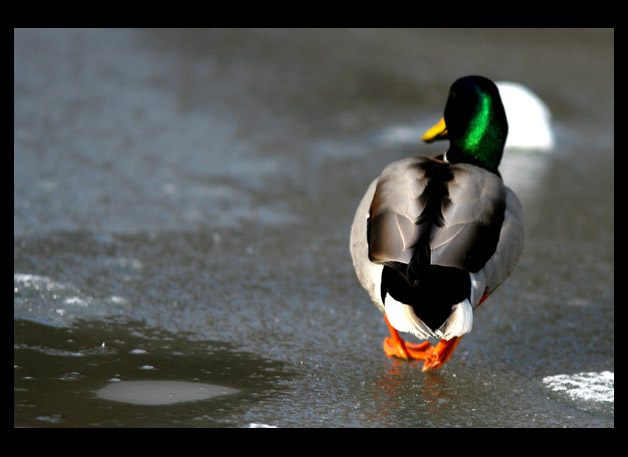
top-left (14, 28), bottom-right (613, 427)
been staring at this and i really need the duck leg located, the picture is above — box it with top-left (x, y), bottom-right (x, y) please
top-left (382, 315), bottom-right (462, 371)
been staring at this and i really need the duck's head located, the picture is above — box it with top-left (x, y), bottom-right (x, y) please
top-left (422, 75), bottom-right (508, 173)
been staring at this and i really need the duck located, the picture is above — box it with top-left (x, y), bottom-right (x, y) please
top-left (350, 75), bottom-right (525, 371)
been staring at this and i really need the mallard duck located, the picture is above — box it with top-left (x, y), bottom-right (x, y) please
top-left (350, 75), bottom-right (525, 371)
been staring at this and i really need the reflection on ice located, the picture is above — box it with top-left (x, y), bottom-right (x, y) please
top-left (96, 380), bottom-right (238, 406)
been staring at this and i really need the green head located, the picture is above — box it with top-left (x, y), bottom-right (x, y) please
top-left (423, 76), bottom-right (508, 173)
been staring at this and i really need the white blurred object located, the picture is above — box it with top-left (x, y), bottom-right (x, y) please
top-left (497, 81), bottom-right (555, 151)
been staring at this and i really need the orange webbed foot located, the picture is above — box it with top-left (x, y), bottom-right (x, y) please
top-left (420, 336), bottom-right (462, 371)
top-left (383, 334), bottom-right (433, 360)
top-left (383, 315), bottom-right (462, 371)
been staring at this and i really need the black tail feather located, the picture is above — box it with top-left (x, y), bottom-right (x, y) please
top-left (381, 263), bottom-right (470, 331)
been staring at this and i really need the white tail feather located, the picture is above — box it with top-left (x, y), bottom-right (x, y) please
top-left (436, 299), bottom-right (473, 340)
top-left (384, 293), bottom-right (436, 341)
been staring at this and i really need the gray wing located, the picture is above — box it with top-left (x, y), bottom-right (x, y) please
top-left (366, 157), bottom-right (429, 266)
top-left (367, 157), bottom-right (507, 274)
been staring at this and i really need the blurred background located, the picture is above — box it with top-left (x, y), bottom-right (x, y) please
top-left (14, 28), bottom-right (613, 427)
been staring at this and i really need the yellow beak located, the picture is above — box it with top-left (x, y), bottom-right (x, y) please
top-left (422, 117), bottom-right (448, 143)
